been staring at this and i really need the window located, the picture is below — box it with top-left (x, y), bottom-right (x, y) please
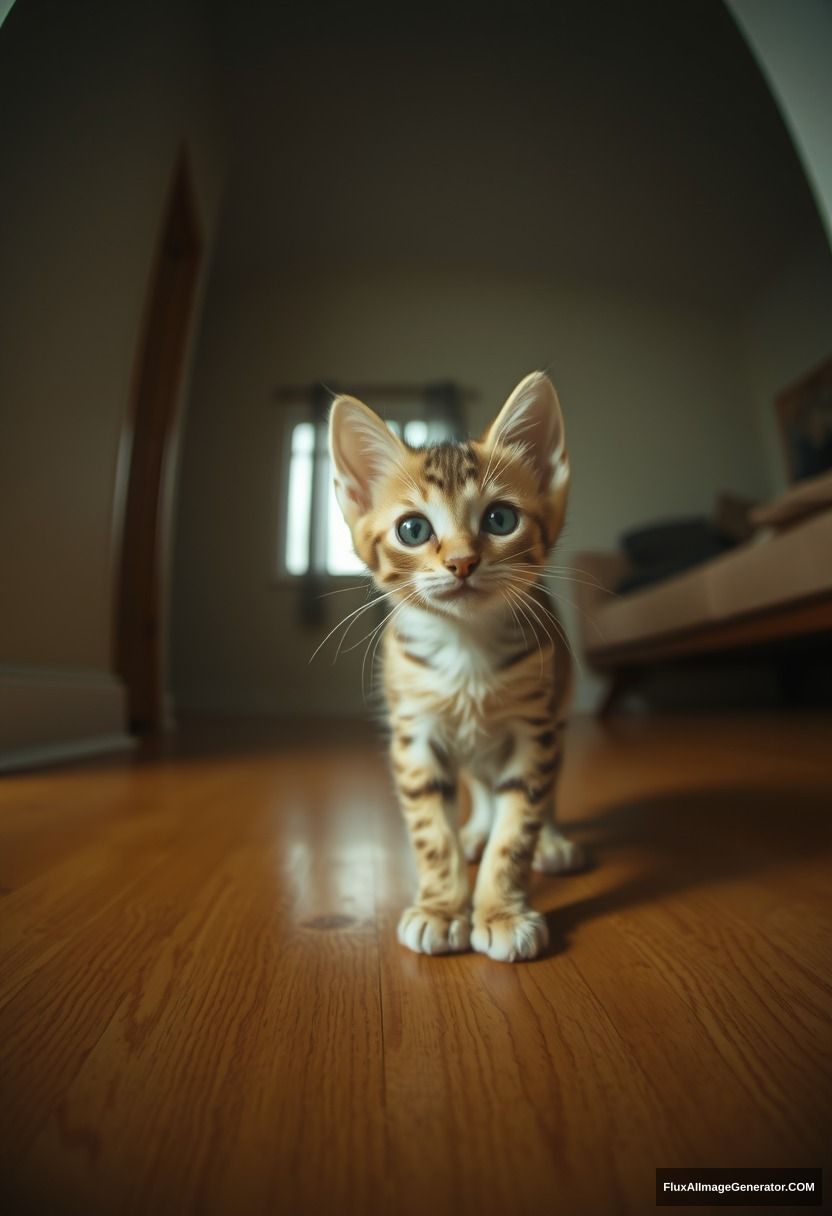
top-left (280, 414), bottom-right (455, 577)
top-left (284, 422), bottom-right (314, 575)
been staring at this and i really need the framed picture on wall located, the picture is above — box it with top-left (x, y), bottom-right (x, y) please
top-left (776, 356), bottom-right (832, 484)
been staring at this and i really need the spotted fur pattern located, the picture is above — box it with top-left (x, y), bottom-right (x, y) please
top-left (329, 372), bottom-right (584, 962)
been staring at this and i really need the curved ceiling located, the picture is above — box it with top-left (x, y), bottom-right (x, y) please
top-left (208, 0), bottom-right (828, 312)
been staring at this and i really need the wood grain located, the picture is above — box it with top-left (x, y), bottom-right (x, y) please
top-left (1, 715), bottom-right (830, 1215)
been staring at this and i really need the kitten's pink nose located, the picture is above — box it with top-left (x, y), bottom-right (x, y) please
top-left (445, 553), bottom-right (479, 580)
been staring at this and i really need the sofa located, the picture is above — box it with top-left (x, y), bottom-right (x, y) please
top-left (572, 471), bottom-right (832, 713)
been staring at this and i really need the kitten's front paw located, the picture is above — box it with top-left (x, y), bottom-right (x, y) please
top-left (532, 825), bottom-right (587, 874)
top-left (460, 822), bottom-right (488, 863)
top-left (471, 909), bottom-right (549, 962)
top-left (397, 906), bottom-right (470, 955)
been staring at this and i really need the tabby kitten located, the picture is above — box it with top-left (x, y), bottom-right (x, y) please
top-left (329, 371), bottom-right (583, 962)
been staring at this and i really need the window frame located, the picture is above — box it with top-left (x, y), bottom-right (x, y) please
top-left (274, 402), bottom-right (458, 583)
top-left (274, 405), bottom-right (369, 584)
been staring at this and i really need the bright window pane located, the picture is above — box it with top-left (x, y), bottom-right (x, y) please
top-left (404, 419), bottom-right (428, 446)
top-left (283, 414), bottom-right (443, 577)
top-left (427, 419), bottom-right (454, 442)
top-left (326, 478), bottom-right (365, 574)
top-left (292, 422), bottom-right (315, 454)
top-left (285, 423), bottom-right (314, 574)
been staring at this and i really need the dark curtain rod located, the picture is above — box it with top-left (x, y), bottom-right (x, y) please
top-left (274, 381), bottom-right (479, 404)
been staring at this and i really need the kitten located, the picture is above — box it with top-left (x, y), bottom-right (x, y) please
top-left (329, 371), bottom-right (584, 962)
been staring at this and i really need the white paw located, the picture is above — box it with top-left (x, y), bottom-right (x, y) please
top-left (397, 906), bottom-right (471, 955)
top-left (460, 823), bottom-right (489, 863)
top-left (532, 826), bottom-right (587, 874)
top-left (471, 910), bottom-right (549, 962)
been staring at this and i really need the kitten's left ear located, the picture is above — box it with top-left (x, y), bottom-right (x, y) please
top-left (483, 371), bottom-right (569, 494)
top-left (329, 393), bottom-right (407, 528)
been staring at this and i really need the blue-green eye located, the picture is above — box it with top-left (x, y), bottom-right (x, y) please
top-left (397, 514), bottom-right (433, 546)
top-left (482, 503), bottom-right (519, 536)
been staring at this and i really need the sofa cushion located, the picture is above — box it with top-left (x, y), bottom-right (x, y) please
top-left (592, 563), bottom-right (715, 649)
top-left (586, 508), bottom-right (832, 655)
top-left (708, 508), bottom-right (832, 618)
top-left (621, 517), bottom-right (732, 570)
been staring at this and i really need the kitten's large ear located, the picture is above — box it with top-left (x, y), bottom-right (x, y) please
top-left (329, 394), bottom-right (407, 527)
top-left (483, 371), bottom-right (568, 493)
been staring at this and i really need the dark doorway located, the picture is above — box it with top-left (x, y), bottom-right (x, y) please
top-left (115, 149), bottom-right (202, 732)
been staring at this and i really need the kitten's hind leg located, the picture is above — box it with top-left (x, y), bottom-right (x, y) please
top-left (532, 721), bottom-right (587, 875)
top-left (459, 773), bottom-right (494, 863)
top-left (533, 820), bottom-right (587, 874)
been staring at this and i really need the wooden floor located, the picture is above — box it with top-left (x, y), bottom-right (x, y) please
top-left (1, 715), bottom-right (830, 1216)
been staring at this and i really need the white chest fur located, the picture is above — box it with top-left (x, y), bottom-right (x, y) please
top-left (392, 602), bottom-right (522, 759)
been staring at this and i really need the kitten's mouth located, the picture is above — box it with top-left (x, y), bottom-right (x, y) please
top-left (432, 582), bottom-right (483, 602)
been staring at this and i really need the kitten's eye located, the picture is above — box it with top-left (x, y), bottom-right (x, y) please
top-left (397, 514), bottom-right (433, 546)
top-left (482, 503), bottom-right (519, 536)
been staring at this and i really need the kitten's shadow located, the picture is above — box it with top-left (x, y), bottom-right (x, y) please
top-left (537, 783), bottom-right (832, 959)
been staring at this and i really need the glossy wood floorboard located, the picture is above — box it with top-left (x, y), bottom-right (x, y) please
top-left (1, 715), bottom-right (830, 1216)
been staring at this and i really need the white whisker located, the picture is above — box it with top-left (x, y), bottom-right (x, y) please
top-left (359, 588), bottom-right (423, 698)
top-left (316, 580), bottom-right (374, 599)
top-left (493, 546), bottom-right (537, 563)
top-left (504, 587), bottom-right (547, 679)
top-left (509, 580), bottom-right (583, 675)
top-left (308, 593), bottom-right (388, 664)
top-left (500, 589), bottom-right (528, 649)
top-left (495, 563), bottom-right (620, 598)
top-left (342, 581), bottom-right (422, 657)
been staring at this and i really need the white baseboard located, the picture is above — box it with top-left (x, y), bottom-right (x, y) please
top-left (0, 664), bottom-right (131, 770)
top-left (0, 732), bottom-right (136, 774)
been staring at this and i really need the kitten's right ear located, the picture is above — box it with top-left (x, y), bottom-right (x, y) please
top-left (483, 371), bottom-right (567, 494)
top-left (329, 395), bottom-right (406, 527)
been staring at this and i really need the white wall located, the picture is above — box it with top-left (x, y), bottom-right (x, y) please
top-left (0, 0), bottom-right (226, 761)
top-left (172, 267), bottom-right (768, 715)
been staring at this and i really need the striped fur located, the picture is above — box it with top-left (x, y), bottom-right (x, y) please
top-left (329, 372), bottom-right (584, 962)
